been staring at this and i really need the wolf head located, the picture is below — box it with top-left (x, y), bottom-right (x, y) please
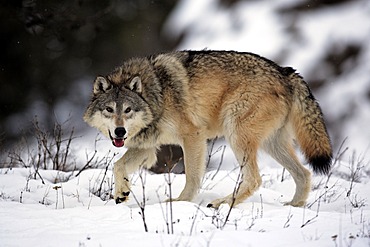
top-left (83, 58), bottom-right (162, 147)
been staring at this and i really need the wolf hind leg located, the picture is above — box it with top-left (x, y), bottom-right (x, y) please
top-left (207, 129), bottom-right (262, 209)
top-left (114, 147), bottom-right (157, 204)
top-left (263, 128), bottom-right (311, 207)
top-left (207, 95), bottom-right (291, 209)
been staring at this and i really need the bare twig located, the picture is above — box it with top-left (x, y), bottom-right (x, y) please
top-left (164, 171), bottom-right (174, 234)
top-left (75, 150), bottom-right (97, 177)
top-left (155, 188), bottom-right (170, 234)
top-left (283, 208), bottom-right (293, 228)
top-left (130, 166), bottom-right (148, 232)
top-left (189, 202), bottom-right (203, 236)
top-left (281, 168), bottom-right (286, 182)
top-left (302, 198), bottom-right (321, 228)
top-left (211, 145), bottom-right (226, 180)
top-left (206, 139), bottom-right (217, 169)
top-left (53, 185), bottom-right (62, 209)
top-left (221, 167), bottom-right (243, 229)
top-left (95, 162), bottom-right (111, 199)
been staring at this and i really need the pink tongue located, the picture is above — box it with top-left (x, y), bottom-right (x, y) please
top-left (113, 139), bottom-right (124, 147)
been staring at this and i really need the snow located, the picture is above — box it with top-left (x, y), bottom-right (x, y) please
top-left (1, 157), bottom-right (369, 246)
top-left (2, 0), bottom-right (370, 246)
top-left (1, 137), bottom-right (370, 246)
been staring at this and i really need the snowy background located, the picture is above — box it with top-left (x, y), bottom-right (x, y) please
top-left (1, 0), bottom-right (370, 246)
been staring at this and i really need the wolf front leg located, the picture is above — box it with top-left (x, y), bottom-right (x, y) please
top-left (114, 147), bottom-right (157, 204)
top-left (169, 135), bottom-right (207, 202)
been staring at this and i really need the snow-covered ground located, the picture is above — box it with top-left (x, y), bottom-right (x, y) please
top-left (1, 136), bottom-right (370, 246)
top-left (1, 0), bottom-right (370, 246)
top-left (1, 149), bottom-right (369, 246)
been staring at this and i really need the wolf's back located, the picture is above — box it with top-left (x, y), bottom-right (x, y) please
top-left (289, 72), bottom-right (332, 174)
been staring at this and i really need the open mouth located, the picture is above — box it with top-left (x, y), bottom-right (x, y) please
top-left (108, 130), bottom-right (125, 148)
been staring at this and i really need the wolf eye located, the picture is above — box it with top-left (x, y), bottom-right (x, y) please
top-left (124, 107), bottom-right (132, 114)
top-left (105, 107), bottom-right (114, 113)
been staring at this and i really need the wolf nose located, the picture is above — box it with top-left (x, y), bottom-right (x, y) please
top-left (114, 127), bottom-right (126, 138)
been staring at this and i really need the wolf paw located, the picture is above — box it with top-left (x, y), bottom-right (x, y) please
top-left (283, 200), bottom-right (306, 207)
top-left (165, 197), bottom-right (183, 203)
top-left (115, 191), bottom-right (130, 204)
top-left (165, 195), bottom-right (192, 203)
top-left (207, 197), bottom-right (231, 209)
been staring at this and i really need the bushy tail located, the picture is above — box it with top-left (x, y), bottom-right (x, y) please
top-left (289, 72), bottom-right (332, 174)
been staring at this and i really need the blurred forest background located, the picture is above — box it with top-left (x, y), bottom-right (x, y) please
top-left (0, 0), bottom-right (177, 148)
top-left (1, 0), bottom-right (369, 163)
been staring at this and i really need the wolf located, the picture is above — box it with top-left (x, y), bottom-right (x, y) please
top-left (83, 50), bottom-right (332, 208)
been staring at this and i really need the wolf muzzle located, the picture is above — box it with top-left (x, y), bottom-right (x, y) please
top-left (109, 128), bottom-right (126, 147)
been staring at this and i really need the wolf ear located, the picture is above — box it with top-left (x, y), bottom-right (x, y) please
top-left (93, 76), bottom-right (111, 94)
top-left (129, 76), bottom-right (142, 93)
